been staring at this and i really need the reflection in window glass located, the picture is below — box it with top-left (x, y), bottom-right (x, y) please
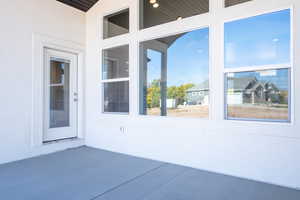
top-left (226, 69), bottom-right (290, 121)
top-left (103, 9), bottom-right (129, 39)
top-left (225, 0), bottom-right (252, 7)
top-left (140, 0), bottom-right (209, 29)
top-left (102, 45), bottom-right (129, 80)
top-left (50, 59), bottom-right (69, 84)
top-left (143, 49), bottom-right (162, 116)
top-left (224, 9), bottom-right (290, 68)
top-left (103, 81), bottom-right (129, 113)
top-left (49, 59), bottom-right (70, 128)
top-left (140, 28), bottom-right (209, 118)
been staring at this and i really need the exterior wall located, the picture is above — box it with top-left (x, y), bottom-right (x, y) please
top-left (0, 0), bottom-right (85, 164)
top-left (85, 0), bottom-right (300, 189)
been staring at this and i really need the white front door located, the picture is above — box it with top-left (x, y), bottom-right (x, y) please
top-left (43, 49), bottom-right (78, 142)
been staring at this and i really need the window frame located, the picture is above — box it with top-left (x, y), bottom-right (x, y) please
top-left (137, 26), bottom-right (212, 119)
top-left (224, 67), bottom-right (292, 123)
top-left (222, 7), bottom-right (294, 124)
top-left (102, 7), bottom-right (130, 40)
top-left (101, 45), bottom-right (130, 115)
top-left (97, 0), bottom-right (295, 125)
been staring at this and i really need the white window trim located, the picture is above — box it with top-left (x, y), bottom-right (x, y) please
top-left (224, 67), bottom-right (292, 123)
top-left (101, 46), bottom-right (130, 114)
top-left (96, 0), bottom-right (295, 125)
top-left (101, 78), bottom-right (130, 83)
top-left (101, 80), bottom-right (130, 115)
top-left (222, 6), bottom-right (294, 124)
top-left (102, 7), bottom-right (131, 40)
top-left (223, 64), bottom-right (291, 73)
top-left (137, 26), bottom-right (212, 120)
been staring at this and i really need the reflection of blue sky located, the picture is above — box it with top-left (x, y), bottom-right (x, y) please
top-left (231, 69), bottom-right (289, 90)
top-left (147, 28), bottom-right (209, 86)
top-left (225, 9), bottom-right (290, 68)
top-left (147, 49), bottom-right (162, 84)
top-left (147, 9), bottom-right (290, 87)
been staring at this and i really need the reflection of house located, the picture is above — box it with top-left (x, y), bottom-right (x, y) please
top-left (227, 77), bottom-right (281, 105)
top-left (186, 80), bottom-right (209, 105)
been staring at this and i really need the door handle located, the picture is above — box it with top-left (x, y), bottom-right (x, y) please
top-left (74, 92), bottom-right (78, 102)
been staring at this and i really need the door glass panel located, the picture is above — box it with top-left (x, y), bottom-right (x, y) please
top-left (49, 59), bottom-right (70, 128)
top-left (50, 59), bottom-right (67, 84)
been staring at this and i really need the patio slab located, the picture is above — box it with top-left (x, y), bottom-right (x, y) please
top-left (0, 146), bottom-right (299, 200)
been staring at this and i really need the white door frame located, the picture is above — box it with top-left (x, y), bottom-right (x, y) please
top-left (43, 49), bottom-right (78, 142)
top-left (32, 33), bottom-right (85, 148)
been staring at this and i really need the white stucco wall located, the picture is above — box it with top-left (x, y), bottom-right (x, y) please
top-left (85, 0), bottom-right (300, 189)
top-left (0, 0), bottom-right (299, 191)
top-left (0, 0), bottom-right (85, 164)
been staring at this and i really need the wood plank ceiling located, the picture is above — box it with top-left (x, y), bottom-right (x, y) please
top-left (57, 0), bottom-right (99, 12)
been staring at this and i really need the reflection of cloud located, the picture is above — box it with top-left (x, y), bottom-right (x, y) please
top-left (185, 40), bottom-right (199, 49)
top-left (225, 43), bottom-right (236, 63)
top-left (197, 49), bottom-right (204, 54)
top-left (259, 70), bottom-right (277, 77)
top-left (256, 43), bottom-right (276, 60)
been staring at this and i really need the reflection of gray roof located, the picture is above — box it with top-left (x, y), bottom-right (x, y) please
top-left (244, 81), bottom-right (280, 94)
top-left (187, 80), bottom-right (209, 92)
top-left (228, 77), bottom-right (256, 91)
top-left (157, 33), bottom-right (186, 47)
top-left (228, 77), bottom-right (281, 92)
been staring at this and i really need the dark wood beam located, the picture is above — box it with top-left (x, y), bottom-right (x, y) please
top-left (57, 0), bottom-right (99, 12)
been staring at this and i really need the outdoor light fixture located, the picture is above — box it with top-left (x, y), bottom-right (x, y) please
top-left (153, 3), bottom-right (159, 8)
top-left (149, 0), bottom-right (157, 4)
top-left (177, 16), bottom-right (183, 20)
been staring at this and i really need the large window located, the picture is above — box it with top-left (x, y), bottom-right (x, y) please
top-left (139, 28), bottom-right (209, 118)
top-left (103, 9), bottom-right (129, 39)
top-left (224, 9), bottom-right (291, 122)
top-left (102, 45), bottom-right (129, 113)
top-left (99, 1), bottom-right (294, 123)
top-left (139, 0), bottom-right (209, 29)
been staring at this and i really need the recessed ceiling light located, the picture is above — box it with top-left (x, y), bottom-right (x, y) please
top-left (149, 0), bottom-right (157, 4)
top-left (153, 3), bottom-right (159, 8)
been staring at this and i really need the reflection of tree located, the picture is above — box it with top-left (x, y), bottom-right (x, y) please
top-left (279, 90), bottom-right (288, 105)
top-left (147, 80), bottom-right (160, 108)
top-left (168, 84), bottom-right (194, 105)
top-left (147, 80), bottom-right (194, 108)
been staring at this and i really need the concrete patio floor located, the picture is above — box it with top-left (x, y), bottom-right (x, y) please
top-left (0, 146), bottom-right (299, 200)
